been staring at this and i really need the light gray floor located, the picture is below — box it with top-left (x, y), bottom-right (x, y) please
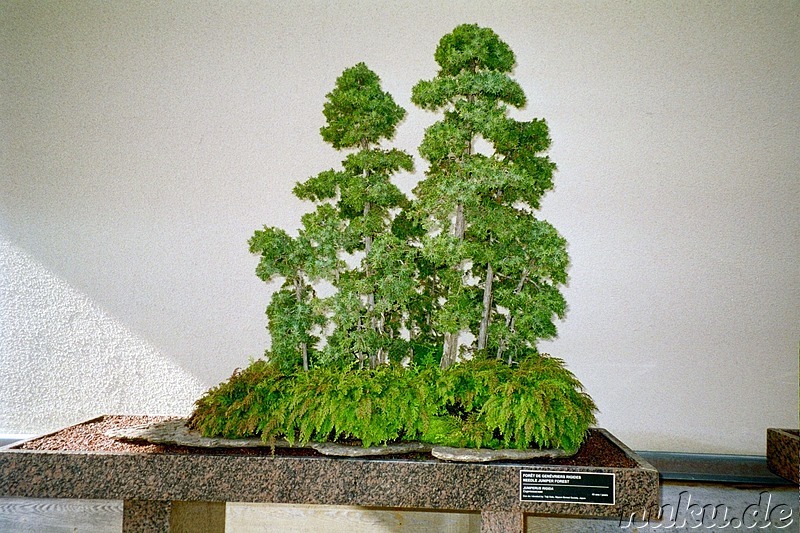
top-left (0, 482), bottom-right (797, 532)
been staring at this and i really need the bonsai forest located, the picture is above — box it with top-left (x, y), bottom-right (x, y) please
top-left (189, 24), bottom-right (597, 454)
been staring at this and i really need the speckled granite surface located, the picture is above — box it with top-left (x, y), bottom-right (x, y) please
top-left (0, 416), bottom-right (659, 524)
top-left (123, 500), bottom-right (170, 532)
top-left (767, 428), bottom-right (799, 485)
top-left (480, 510), bottom-right (524, 532)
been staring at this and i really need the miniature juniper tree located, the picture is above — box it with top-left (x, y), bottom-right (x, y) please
top-left (411, 24), bottom-right (566, 368)
top-left (248, 204), bottom-right (341, 372)
top-left (293, 63), bottom-right (415, 369)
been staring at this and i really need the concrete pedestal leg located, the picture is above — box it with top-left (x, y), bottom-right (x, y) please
top-left (480, 509), bottom-right (524, 533)
top-left (170, 501), bottom-right (226, 532)
top-left (123, 500), bottom-right (226, 533)
top-left (123, 500), bottom-right (170, 533)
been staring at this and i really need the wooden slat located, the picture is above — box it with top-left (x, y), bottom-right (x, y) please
top-left (0, 498), bottom-right (122, 532)
top-left (226, 503), bottom-right (481, 533)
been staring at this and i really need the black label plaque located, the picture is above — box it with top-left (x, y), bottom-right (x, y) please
top-left (520, 470), bottom-right (615, 505)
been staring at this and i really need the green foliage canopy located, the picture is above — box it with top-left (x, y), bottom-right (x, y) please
top-left (320, 62), bottom-right (407, 150)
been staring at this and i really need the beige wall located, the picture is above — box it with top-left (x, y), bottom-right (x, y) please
top-left (1, 1), bottom-right (797, 454)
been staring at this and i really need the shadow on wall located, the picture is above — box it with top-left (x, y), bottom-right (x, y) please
top-left (0, 233), bottom-right (205, 435)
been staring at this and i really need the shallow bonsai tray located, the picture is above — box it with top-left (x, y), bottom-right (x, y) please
top-left (767, 428), bottom-right (799, 485)
top-left (0, 415), bottom-right (659, 532)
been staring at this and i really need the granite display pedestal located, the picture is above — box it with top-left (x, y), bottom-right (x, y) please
top-left (0, 416), bottom-right (659, 532)
top-left (767, 428), bottom-right (799, 485)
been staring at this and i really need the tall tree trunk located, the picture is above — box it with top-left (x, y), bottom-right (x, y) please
top-left (496, 314), bottom-right (515, 363)
top-left (294, 277), bottom-right (309, 371)
top-left (477, 262), bottom-right (493, 350)
top-left (496, 267), bottom-right (529, 363)
top-left (301, 341), bottom-right (309, 372)
top-left (364, 202), bottom-right (374, 307)
top-left (376, 312), bottom-right (387, 366)
top-left (441, 332), bottom-right (458, 369)
top-left (453, 202), bottom-right (465, 240)
top-left (363, 201), bottom-right (373, 255)
top-left (363, 200), bottom-right (382, 368)
top-left (441, 202), bottom-right (466, 369)
top-left (441, 128), bottom-right (474, 370)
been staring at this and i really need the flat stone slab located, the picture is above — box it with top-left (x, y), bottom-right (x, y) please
top-left (431, 445), bottom-right (572, 462)
top-left (106, 418), bottom-right (432, 458)
top-left (310, 441), bottom-right (432, 457)
top-left (106, 418), bottom-right (575, 461)
top-left (105, 419), bottom-right (280, 448)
